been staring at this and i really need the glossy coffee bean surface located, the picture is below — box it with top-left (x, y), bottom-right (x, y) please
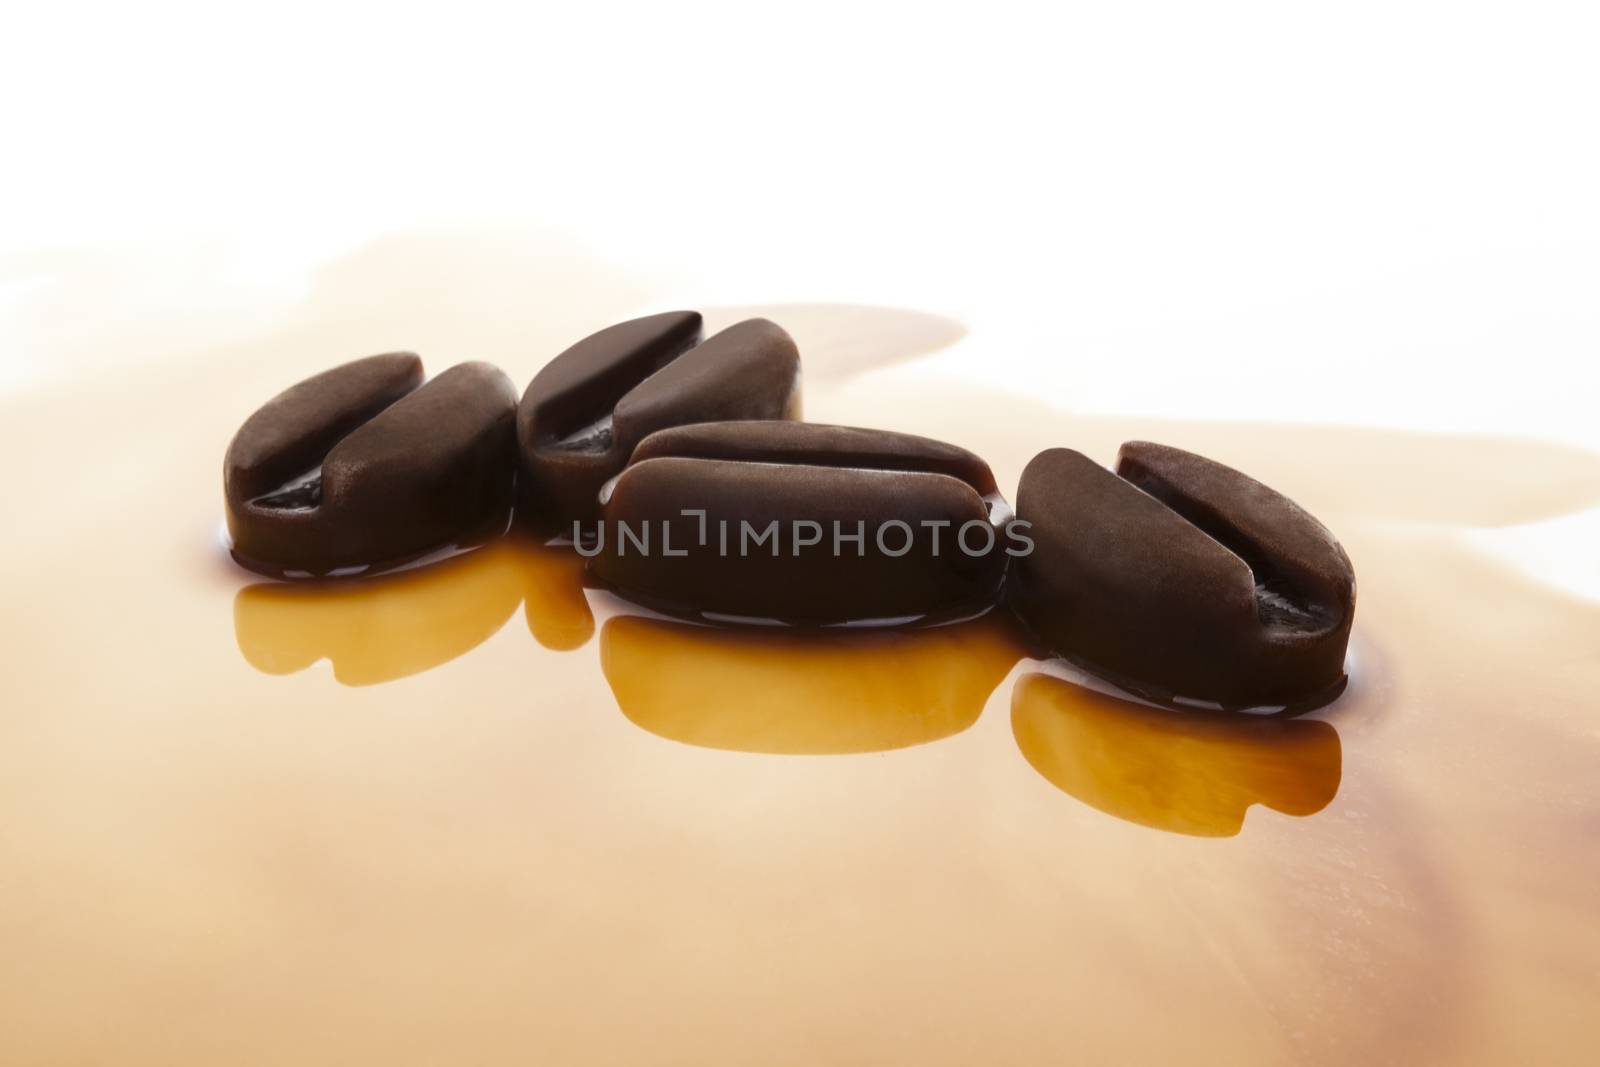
top-left (590, 421), bottom-right (1009, 624)
top-left (225, 355), bottom-right (518, 577)
top-left (1007, 441), bottom-right (1356, 711)
top-left (516, 313), bottom-right (802, 528)
top-left (628, 420), bottom-right (1000, 496)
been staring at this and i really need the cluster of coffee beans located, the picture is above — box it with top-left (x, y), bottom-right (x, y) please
top-left (224, 311), bottom-right (1356, 711)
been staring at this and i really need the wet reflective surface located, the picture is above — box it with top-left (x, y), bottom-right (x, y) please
top-left (234, 540), bottom-right (526, 685)
top-left (1012, 673), bottom-right (1341, 837)
top-left (3, 235), bottom-right (1599, 1065)
top-left (602, 613), bottom-right (1023, 755)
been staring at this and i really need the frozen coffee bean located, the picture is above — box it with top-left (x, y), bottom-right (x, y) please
top-left (1007, 442), bottom-right (1356, 711)
top-left (516, 313), bottom-right (802, 527)
top-left (588, 421), bottom-right (1012, 624)
top-left (224, 356), bottom-right (518, 578)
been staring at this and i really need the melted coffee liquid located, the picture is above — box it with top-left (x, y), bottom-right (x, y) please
top-left (3, 241), bottom-right (1598, 1066)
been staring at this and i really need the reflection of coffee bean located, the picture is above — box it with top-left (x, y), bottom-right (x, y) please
top-left (515, 313), bottom-right (801, 528)
top-left (233, 539), bottom-right (526, 685)
top-left (225, 355), bottom-right (517, 578)
top-left (1011, 673), bottom-right (1342, 836)
top-left (602, 612), bottom-right (1024, 754)
top-left (590, 421), bottom-right (1011, 624)
top-left (1008, 442), bottom-right (1356, 711)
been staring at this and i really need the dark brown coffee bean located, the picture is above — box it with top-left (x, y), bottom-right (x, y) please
top-left (627, 420), bottom-right (1000, 498)
top-left (589, 421), bottom-right (1010, 624)
top-left (225, 357), bottom-right (518, 578)
top-left (1007, 442), bottom-right (1356, 711)
top-left (516, 313), bottom-right (801, 527)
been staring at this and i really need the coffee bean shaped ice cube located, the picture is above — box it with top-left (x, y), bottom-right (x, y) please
top-left (1007, 442), bottom-right (1356, 711)
top-left (515, 313), bottom-right (802, 528)
top-left (225, 355), bottom-right (518, 578)
top-left (589, 421), bottom-right (1008, 624)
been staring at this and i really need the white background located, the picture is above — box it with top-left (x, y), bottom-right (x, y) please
top-left (4, 1), bottom-right (1598, 573)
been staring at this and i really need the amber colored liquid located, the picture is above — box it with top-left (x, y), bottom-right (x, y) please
top-left (3, 236), bottom-right (1599, 1065)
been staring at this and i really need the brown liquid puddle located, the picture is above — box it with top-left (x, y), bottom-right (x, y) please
top-left (3, 232), bottom-right (1600, 1065)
